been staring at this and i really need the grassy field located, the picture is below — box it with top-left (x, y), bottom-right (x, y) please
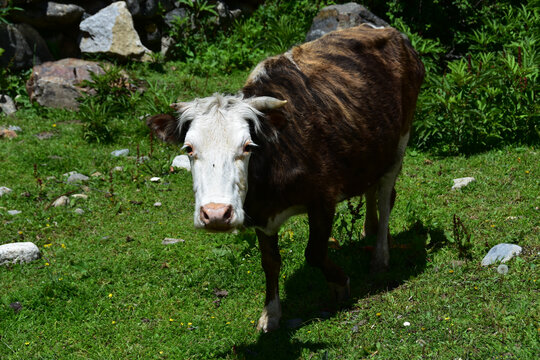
top-left (0, 66), bottom-right (539, 359)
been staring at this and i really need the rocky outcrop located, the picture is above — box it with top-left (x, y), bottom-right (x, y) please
top-left (10, 1), bottom-right (84, 29)
top-left (306, 2), bottom-right (389, 42)
top-left (26, 58), bottom-right (105, 110)
top-left (79, 1), bottom-right (151, 61)
top-left (0, 23), bottom-right (53, 70)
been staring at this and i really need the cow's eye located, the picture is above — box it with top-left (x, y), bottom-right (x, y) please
top-left (183, 143), bottom-right (194, 156)
top-left (243, 141), bottom-right (256, 154)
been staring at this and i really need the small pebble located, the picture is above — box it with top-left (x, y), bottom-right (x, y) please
top-left (150, 177), bottom-right (161, 182)
top-left (7, 210), bottom-right (21, 215)
top-left (497, 264), bottom-right (509, 275)
top-left (162, 238), bottom-right (184, 245)
top-left (71, 194), bottom-right (88, 200)
top-left (0, 186), bottom-right (12, 196)
top-left (112, 166), bottom-right (123, 172)
top-left (111, 149), bottom-right (129, 157)
top-left (74, 208), bottom-right (85, 215)
top-left (403, 321), bottom-right (411, 327)
top-left (52, 196), bottom-right (69, 207)
top-left (154, 202), bottom-right (162, 207)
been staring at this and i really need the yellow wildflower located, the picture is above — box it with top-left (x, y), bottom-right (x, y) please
top-left (376, 312), bottom-right (381, 317)
top-left (108, 293), bottom-right (113, 298)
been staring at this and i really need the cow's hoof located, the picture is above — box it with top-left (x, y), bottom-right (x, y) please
top-left (256, 300), bottom-right (281, 332)
top-left (329, 277), bottom-right (350, 303)
top-left (257, 313), bottom-right (280, 333)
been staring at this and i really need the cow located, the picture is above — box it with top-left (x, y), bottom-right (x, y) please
top-left (147, 24), bottom-right (425, 332)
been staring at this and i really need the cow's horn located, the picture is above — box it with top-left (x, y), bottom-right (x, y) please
top-left (248, 97), bottom-right (287, 111)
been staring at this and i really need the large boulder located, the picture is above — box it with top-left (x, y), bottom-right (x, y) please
top-left (0, 23), bottom-right (53, 70)
top-left (26, 58), bottom-right (105, 110)
top-left (79, 1), bottom-right (152, 61)
top-left (10, 1), bottom-right (84, 29)
top-left (305, 2), bottom-right (389, 42)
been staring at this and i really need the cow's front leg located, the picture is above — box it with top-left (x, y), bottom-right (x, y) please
top-left (305, 205), bottom-right (350, 303)
top-left (255, 229), bottom-right (282, 332)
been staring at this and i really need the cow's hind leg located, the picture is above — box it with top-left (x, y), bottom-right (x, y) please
top-left (371, 132), bottom-right (409, 272)
top-left (255, 229), bottom-right (282, 332)
top-left (306, 204), bottom-right (350, 302)
top-left (363, 186), bottom-right (379, 237)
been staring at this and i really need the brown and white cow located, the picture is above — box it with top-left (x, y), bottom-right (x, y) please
top-left (148, 24), bottom-right (425, 332)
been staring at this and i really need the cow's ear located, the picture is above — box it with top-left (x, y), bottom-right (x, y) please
top-left (146, 114), bottom-right (181, 144)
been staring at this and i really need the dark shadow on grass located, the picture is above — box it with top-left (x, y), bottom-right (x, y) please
top-left (217, 221), bottom-right (446, 360)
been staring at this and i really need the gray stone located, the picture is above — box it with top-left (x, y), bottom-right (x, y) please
top-left (162, 237), bottom-right (184, 245)
top-left (306, 2), bottom-right (389, 42)
top-left (0, 186), bottom-right (12, 196)
top-left (160, 35), bottom-right (175, 59)
top-left (74, 208), bottom-right (85, 215)
top-left (52, 195), bottom-right (69, 207)
top-left (10, 2), bottom-right (84, 28)
top-left (79, 1), bottom-right (152, 61)
top-left (111, 149), bottom-right (130, 157)
top-left (0, 95), bottom-right (17, 115)
top-left (8, 125), bottom-right (22, 132)
top-left (153, 202), bottom-right (162, 207)
top-left (66, 173), bottom-right (89, 183)
top-left (112, 166), bottom-right (124, 172)
top-left (481, 243), bottom-right (522, 266)
top-left (497, 264), bottom-right (509, 275)
top-left (26, 58), bottom-right (105, 110)
top-left (0, 23), bottom-right (53, 70)
top-left (7, 210), bottom-right (21, 215)
top-left (172, 155), bottom-right (190, 171)
top-left (163, 8), bottom-right (187, 29)
top-left (0, 242), bottom-right (41, 266)
top-left (452, 177), bottom-right (476, 190)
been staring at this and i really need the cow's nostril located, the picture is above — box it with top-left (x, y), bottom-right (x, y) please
top-left (224, 205), bottom-right (233, 222)
top-left (200, 207), bottom-right (210, 223)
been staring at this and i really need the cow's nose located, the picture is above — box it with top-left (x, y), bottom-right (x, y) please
top-left (200, 203), bottom-right (234, 230)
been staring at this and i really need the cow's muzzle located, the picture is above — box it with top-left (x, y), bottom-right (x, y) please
top-left (200, 203), bottom-right (234, 231)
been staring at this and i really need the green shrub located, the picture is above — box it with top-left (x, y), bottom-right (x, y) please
top-left (78, 65), bottom-right (141, 143)
top-left (390, 0), bottom-right (539, 154)
top-left (169, 0), bottom-right (332, 75)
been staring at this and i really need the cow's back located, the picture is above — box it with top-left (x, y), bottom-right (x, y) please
top-left (242, 25), bottom-right (424, 224)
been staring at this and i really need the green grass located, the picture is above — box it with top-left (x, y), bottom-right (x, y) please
top-left (0, 66), bottom-right (539, 359)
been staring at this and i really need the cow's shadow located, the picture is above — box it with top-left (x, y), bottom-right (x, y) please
top-left (218, 221), bottom-right (446, 359)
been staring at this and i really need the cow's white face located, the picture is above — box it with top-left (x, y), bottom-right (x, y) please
top-left (176, 94), bottom-right (286, 231)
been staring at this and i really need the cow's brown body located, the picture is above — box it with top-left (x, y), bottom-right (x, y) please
top-left (148, 24), bottom-right (424, 332)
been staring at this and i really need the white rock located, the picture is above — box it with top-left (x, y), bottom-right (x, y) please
top-left (111, 149), bottom-right (129, 157)
top-left (71, 194), bottom-right (88, 200)
top-left (67, 173), bottom-right (89, 183)
top-left (112, 166), bottom-right (124, 172)
top-left (52, 196), bottom-right (69, 207)
top-left (0, 242), bottom-right (41, 266)
top-left (0, 94), bottom-right (17, 115)
top-left (91, 172), bottom-right (103, 177)
top-left (74, 208), bottom-right (85, 215)
top-left (154, 202), bottom-right (162, 207)
top-left (481, 243), bottom-right (522, 266)
top-left (7, 210), bottom-right (21, 215)
top-left (171, 155), bottom-right (191, 171)
top-left (403, 321), bottom-right (411, 327)
top-left (150, 177), bottom-right (161, 182)
top-left (8, 125), bottom-right (22, 132)
top-left (162, 238), bottom-right (184, 245)
top-left (0, 186), bottom-right (12, 196)
top-left (452, 177), bottom-right (475, 190)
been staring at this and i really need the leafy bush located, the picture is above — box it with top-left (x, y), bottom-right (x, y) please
top-left (169, 0), bottom-right (331, 75)
top-left (78, 65), bottom-right (141, 143)
top-left (388, 0), bottom-right (539, 154)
